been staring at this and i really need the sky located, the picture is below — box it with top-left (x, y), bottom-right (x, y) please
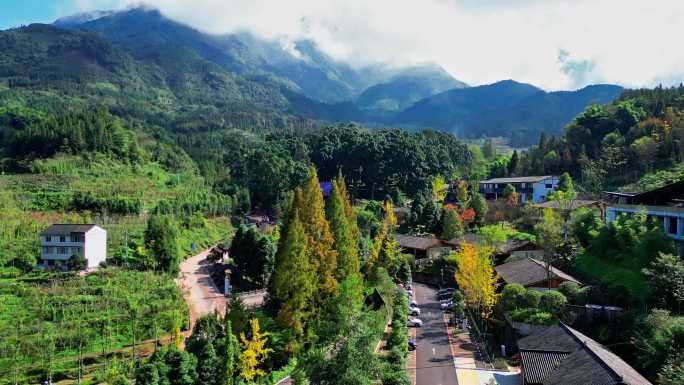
top-left (2, 0), bottom-right (683, 91)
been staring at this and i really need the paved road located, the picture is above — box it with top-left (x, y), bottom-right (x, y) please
top-left (413, 282), bottom-right (458, 385)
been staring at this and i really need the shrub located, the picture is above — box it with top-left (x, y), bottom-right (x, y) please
top-left (527, 311), bottom-right (554, 325)
top-left (522, 290), bottom-right (542, 308)
top-left (501, 284), bottom-right (526, 311)
top-left (539, 291), bottom-right (567, 315)
top-left (558, 282), bottom-right (580, 303)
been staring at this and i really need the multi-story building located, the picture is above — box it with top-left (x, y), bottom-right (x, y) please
top-left (40, 224), bottom-right (107, 269)
top-left (605, 180), bottom-right (684, 255)
top-left (479, 176), bottom-right (559, 203)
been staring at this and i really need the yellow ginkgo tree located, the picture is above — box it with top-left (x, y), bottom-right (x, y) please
top-left (238, 318), bottom-right (273, 383)
top-left (453, 242), bottom-right (499, 320)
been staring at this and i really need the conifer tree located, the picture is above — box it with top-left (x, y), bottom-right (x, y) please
top-left (273, 208), bottom-right (316, 336)
top-left (222, 319), bottom-right (239, 385)
top-left (335, 171), bottom-right (361, 243)
top-left (296, 167), bottom-right (338, 296)
top-left (326, 178), bottom-right (360, 281)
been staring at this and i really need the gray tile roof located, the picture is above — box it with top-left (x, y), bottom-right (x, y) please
top-left (41, 224), bottom-right (99, 235)
top-left (518, 323), bottom-right (652, 385)
top-left (494, 257), bottom-right (580, 286)
top-left (395, 234), bottom-right (443, 250)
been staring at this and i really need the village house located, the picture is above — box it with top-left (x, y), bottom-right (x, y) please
top-left (532, 199), bottom-right (606, 219)
top-left (40, 224), bottom-right (107, 269)
top-left (445, 234), bottom-right (544, 262)
top-left (494, 257), bottom-right (580, 289)
top-left (605, 179), bottom-right (684, 255)
top-left (395, 234), bottom-right (450, 260)
top-left (479, 176), bottom-right (559, 203)
top-left (517, 322), bottom-right (651, 385)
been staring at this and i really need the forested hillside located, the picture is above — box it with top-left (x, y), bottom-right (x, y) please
top-left (513, 85), bottom-right (684, 191)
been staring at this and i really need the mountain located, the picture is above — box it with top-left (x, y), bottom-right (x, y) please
top-left (357, 64), bottom-right (467, 111)
top-left (395, 80), bottom-right (622, 146)
top-left (5, 6), bottom-right (623, 145)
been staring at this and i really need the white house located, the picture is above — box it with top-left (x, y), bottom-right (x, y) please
top-left (479, 175), bottom-right (559, 203)
top-left (40, 224), bottom-right (107, 269)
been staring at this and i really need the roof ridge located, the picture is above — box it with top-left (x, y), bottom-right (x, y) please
top-left (559, 323), bottom-right (625, 383)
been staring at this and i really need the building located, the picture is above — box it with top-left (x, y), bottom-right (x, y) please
top-left (395, 234), bottom-right (450, 260)
top-left (445, 234), bottom-right (544, 260)
top-left (517, 323), bottom-right (651, 385)
top-left (40, 224), bottom-right (107, 269)
top-left (605, 180), bottom-right (684, 255)
top-left (479, 176), bottom-right (559, 203)
top-left (494, 257), bottom-right (580, 289)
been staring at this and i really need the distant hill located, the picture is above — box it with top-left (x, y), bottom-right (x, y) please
top-left (395, 81), bottom-right (622, 146)
top-left (357, 64), bottom-right (467, 111)
top-left (0, 6), bottom-right (625, 145)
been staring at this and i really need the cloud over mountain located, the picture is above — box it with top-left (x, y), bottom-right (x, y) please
top-left (67, 0), bottom-right (684, 91)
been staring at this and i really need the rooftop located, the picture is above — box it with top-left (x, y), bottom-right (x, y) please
top-left (480, 175), bottom-right (555, 184)
top-left (41, 224), bottom-right (99, 235)
top-left (395, 234), bottom-right (443, 250)
top-left (517, 323), bottom-right (652, 385)
top-left (494, 257), bottom-right (580, 286)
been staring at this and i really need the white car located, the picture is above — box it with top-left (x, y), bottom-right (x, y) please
top-left (410, 299), bottom-right (419, 307)
top-left (407, 317), bottom-right (423, 327)
top-left (440, 301), bottom-right (453, 310)
top-left (409, 306), bottom-right (421, 316)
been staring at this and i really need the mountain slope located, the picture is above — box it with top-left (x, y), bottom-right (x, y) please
top-left (395, 81), bottom-right (622, 145)
top-left (357, 64), bottom-right (467, 111)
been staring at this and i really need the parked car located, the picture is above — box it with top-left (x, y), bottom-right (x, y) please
top-left (408, 339), bottom-right (417, 351)
top-left (441, 301), bottom-right (453, 310)
top-left (437, 287), bottom-right (455, 296)
top-left (410, 299), bottom-right (419, 307)
top-left (407, 317), bottom-right (423, 327)
top-left (409, 306), bottom-right (421, 315)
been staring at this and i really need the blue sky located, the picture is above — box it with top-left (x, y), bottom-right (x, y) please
top-left (0, 0), bottom-right (119, 29)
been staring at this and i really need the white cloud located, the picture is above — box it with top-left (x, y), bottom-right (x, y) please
top-left (74, 0), bottom-right (684, 90)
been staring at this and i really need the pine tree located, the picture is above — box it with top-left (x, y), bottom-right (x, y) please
top-left (326, 178), bottom-right (360, 281)
top-left (441, 207), bottom-right (464, 240)
top-left (273, 208), bottom-right (316, 336)
top-left (296, 167), bottom-right (338, 296)
top-left (222, 319), bottom-right (239, 385)
top-left (335, 171), bottom-right (361, 243)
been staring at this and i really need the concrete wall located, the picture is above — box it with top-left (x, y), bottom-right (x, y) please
top-left (531, 177), bottom-right (559, 203)
top-left (84, 227), bottom-right (107, 269)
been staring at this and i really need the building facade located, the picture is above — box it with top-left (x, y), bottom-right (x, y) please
top-left (605, 180), bottom-right (684, 256)
top-left (40, 224), bottom-right (107, 269)
top-left (479, 176), bottom-right (559, 203)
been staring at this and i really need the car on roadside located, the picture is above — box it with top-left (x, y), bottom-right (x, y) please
top-left (408, 339), bottom-right (417, 351)
top-left (409, 306), bottom-right (421, 315)
top-left (407, 317), bottom-right (423, 327)
top-left (437, 287), bottom-right (455, 296)
top-left (441, 300), bottom-right (453, 310)
top-left (410, 299), bottom-right (419, 307)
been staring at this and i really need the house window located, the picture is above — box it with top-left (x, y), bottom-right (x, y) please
top-left (521, 183), bottom-right (526, 188)
top-left (545, 183), bottom-right (552, 188)
top-left (60, 236), bottom-right (66, 242)
top-left (59, 247), bottom-right (67, 254)
top-left (669, 217), bottom-right (678, 235)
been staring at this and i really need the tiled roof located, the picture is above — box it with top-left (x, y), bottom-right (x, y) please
top-left (41, 224), bottom-right (98, 235)
top-left (494, 258), bottom-right (580, 286)
top-left (395, 234), bottom-right (443, 250)
top-left (518, 323), bottom-right (652, 385)
top-left (479, 176), bottom-right (555, 184)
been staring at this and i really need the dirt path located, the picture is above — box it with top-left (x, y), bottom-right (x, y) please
top-left (175, 248), bottom-right (227, 331)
